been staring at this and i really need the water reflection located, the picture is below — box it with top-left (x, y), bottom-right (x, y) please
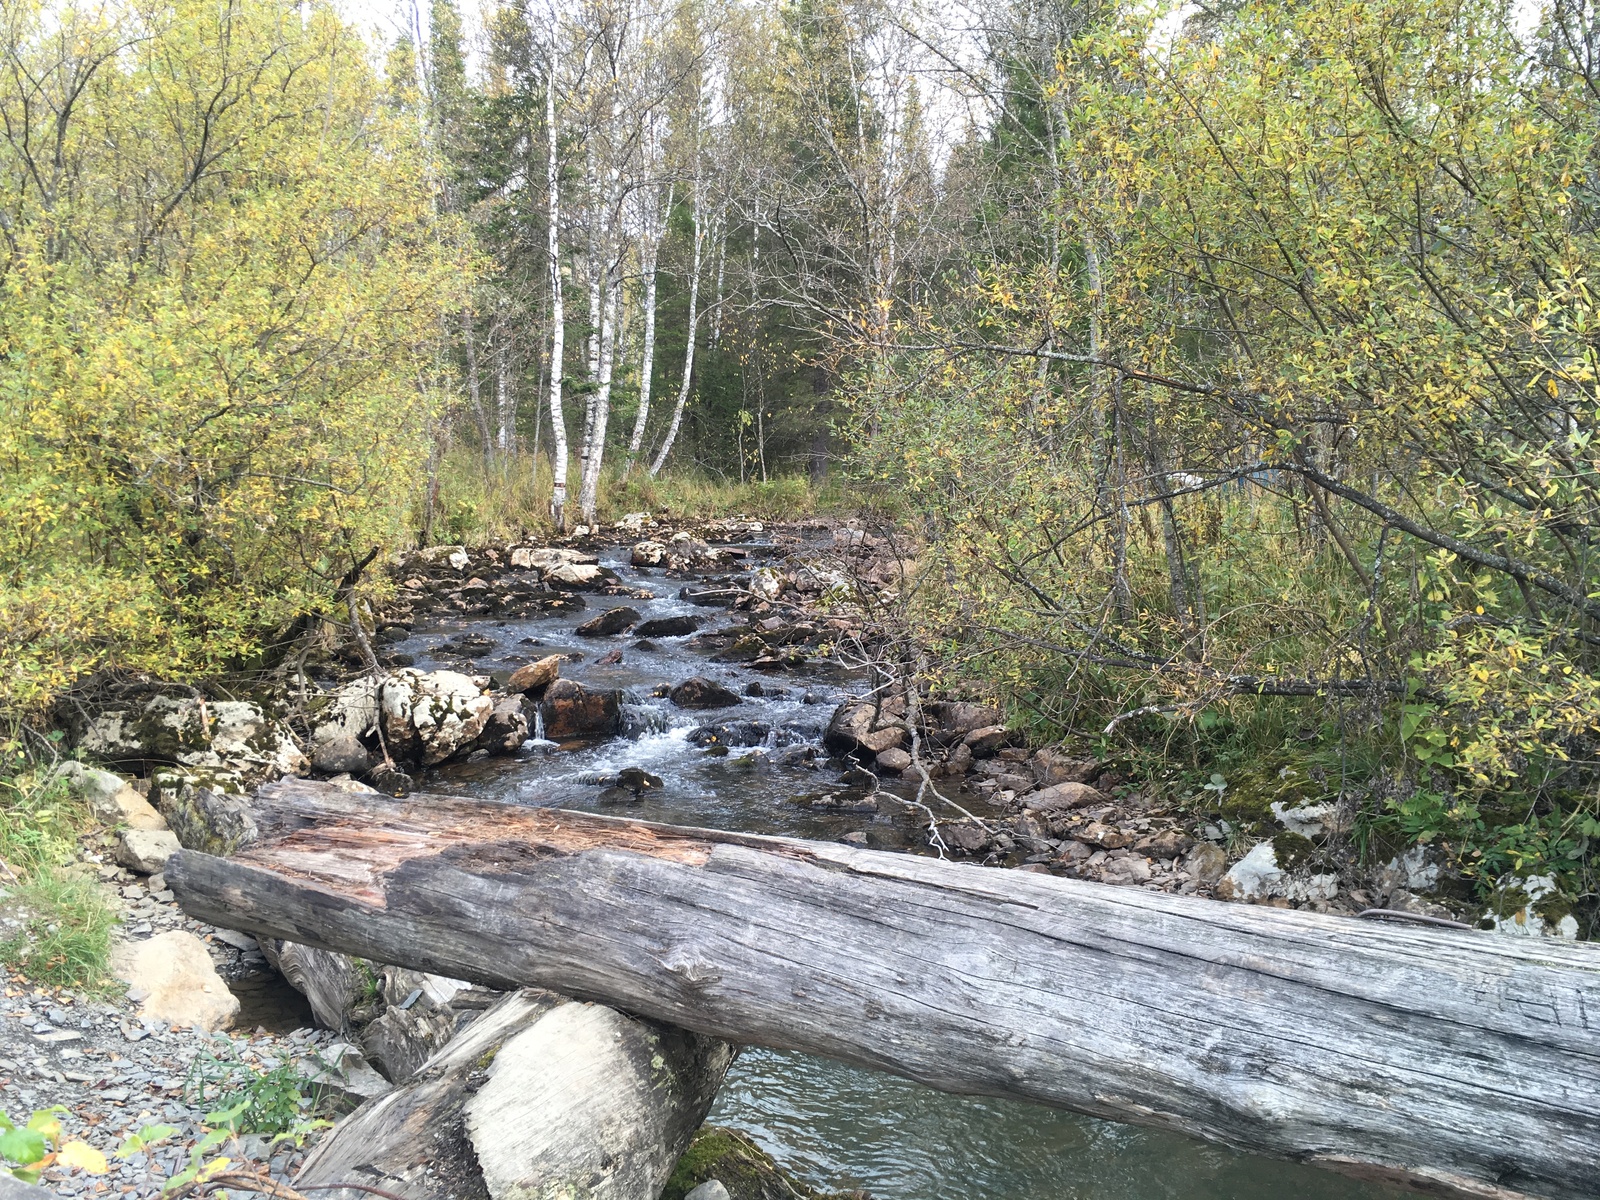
top-left (712, 1048), bottom-right (1412, 1200)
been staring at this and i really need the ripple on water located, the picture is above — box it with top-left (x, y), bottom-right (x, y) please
top-left (710, 1047), bottom-right (1414, 1200)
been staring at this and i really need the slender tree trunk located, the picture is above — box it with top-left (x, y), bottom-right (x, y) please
top-left (462, 308), bottom-right (491, 473)
top-left (624, 184), bottom-right (668, 475)
top-left (649, 143), bottom-right (703, 478)
top-left (546, 72), bottom-right (570, 531)
top-left (579, 262), bottom-right (620, 521)
top-left (495, 330), bottom-right (515, 460)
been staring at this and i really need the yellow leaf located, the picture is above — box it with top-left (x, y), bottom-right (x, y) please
top-left (57, 1142), bottom-right (108, 1174)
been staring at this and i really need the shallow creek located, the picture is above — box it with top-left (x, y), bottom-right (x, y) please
top-left (392, 544), bottom-right (1406, 1200)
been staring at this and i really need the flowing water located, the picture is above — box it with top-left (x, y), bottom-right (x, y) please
top-left (394, 544), bottom-right (1408, 1200)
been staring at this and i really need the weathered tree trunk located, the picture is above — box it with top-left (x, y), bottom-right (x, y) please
top-left (296, 986), bottom-right (734, 1200)
top-left (169, 780), bottom-right (1600, 1200)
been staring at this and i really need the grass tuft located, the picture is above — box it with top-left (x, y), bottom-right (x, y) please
top-left (0, 755), bottom-right (117, 990)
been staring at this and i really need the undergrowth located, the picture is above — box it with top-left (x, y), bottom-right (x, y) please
top-left (426, 446), bottom-right (844, 544)
top-left (0, 746), bottom-right (116, 989)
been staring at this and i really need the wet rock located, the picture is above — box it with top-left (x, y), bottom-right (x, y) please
top-left (670, 677), bottom-right (741, 709)
top-left (539, 679), bottom-right (623, 740)
top-left (480, 695), bottom-right (530, 753)
top-left (686, 721), bottom-right (774, 748)
top-left (111, 931), bottom-right (240, 1031)
top-left (115, 828), bottom-right (182, 874)
top-left (615, 767), bottom-right (665, 795)
top-left (635, 615), bottom-right (700, 638)
top-left (311, 732), bottom-right (371, 776)
top-left (942, 822), bottom-right (992, 854)
top-left (822, 702), bottom-right (875, 754)
top-left (547, 562), bottom-right (605, 588)
top-left (512, 547), bottom-right (598, 573)
top-left (875, 747), bottom-right (911, 773)
top-left (369, 764), bottom-right (414, 797)
top-left (1184, 842), bottom-right (1228, 884)
top-left (1022, 781), bottom-right (1105, 812)
top-left (681, 586), bottom-right (743, 606)
top-left (632, 638), bottom-right (661, 652)
top-left (632, 540), bottom-right (667, 566)
top-left (507, 655), bottom-right (563, 695)
top-left (576, 606), bottom-right (642, 637)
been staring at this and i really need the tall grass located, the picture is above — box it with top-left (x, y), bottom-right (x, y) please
top-left (0, 760), bottom-right (116, 990)
top-left (426, 445), bottom-right (846, 545)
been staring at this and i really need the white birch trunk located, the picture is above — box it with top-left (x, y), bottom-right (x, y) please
top-left (624, 182), bottom-right (668, 472)
top-left (545, 71), bottom-right (570, 531)
top-left (495, 329), bottom-right (514, 457)
top-left (578, 263), bottom-right (620, 520)
top-left (649, 139), bottom-right (703, 478)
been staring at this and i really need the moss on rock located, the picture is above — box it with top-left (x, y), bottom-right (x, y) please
top-left (661, 1126), bottom-right (866, 1200)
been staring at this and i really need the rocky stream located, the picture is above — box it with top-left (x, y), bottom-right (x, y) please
top-left (20, 516), bottom-right (1542, 1199)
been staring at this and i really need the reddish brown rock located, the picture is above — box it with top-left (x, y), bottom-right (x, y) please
top-left (539, 679), bottom-right (623, 740)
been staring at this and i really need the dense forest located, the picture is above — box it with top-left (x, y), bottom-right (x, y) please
top-left (4, 0), bottom-right (1600, 916)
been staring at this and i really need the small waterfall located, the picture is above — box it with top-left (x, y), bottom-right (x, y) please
top-left (620, 687), bottom-right (673, 737)
top-left (532, 706), bottom-right (546, 741)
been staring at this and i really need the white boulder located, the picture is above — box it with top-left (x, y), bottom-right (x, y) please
top-left (112, 931), bottom-right (239, 1031)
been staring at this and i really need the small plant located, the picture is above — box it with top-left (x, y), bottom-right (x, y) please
top-left (183, 1037), bottom-right (329, 1137)
top-left (1, 1106), bottom-right (108, 1181)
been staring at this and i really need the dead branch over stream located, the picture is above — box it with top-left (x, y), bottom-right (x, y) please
top-left (167, 779), bottom-right (1600, 1200)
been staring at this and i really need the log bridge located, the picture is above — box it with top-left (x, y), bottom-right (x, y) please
top-left (167, 779), bottom-right (1600, 1200)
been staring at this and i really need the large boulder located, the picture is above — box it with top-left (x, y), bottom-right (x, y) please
top-left (923, 701), bottom-right (1003, 746)
top-left (539, 679), bottom-right (623, 740)
top-left (576, 606), bottom-right (642, 637)
top-left (111, 931), bottom-right (239, 1032)
top-left (311, 670), bottom-right (494, 769)
top-left (669, 677), bottom-right (741, 710)
top-left (75, 696), bottom-right (307, 782)
top-left (159, 784), bottom-right (260, 856)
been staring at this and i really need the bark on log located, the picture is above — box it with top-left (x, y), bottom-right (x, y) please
top-left (169, 779), bottom-right (1600, 1200)
top-left (296, 987), bottom-right (734, 1200)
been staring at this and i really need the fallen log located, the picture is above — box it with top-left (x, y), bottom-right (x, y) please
top-left (168, 779), bottom-right (1600, 1200)
top-left (296, 987), bottom-right (734, 1200)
